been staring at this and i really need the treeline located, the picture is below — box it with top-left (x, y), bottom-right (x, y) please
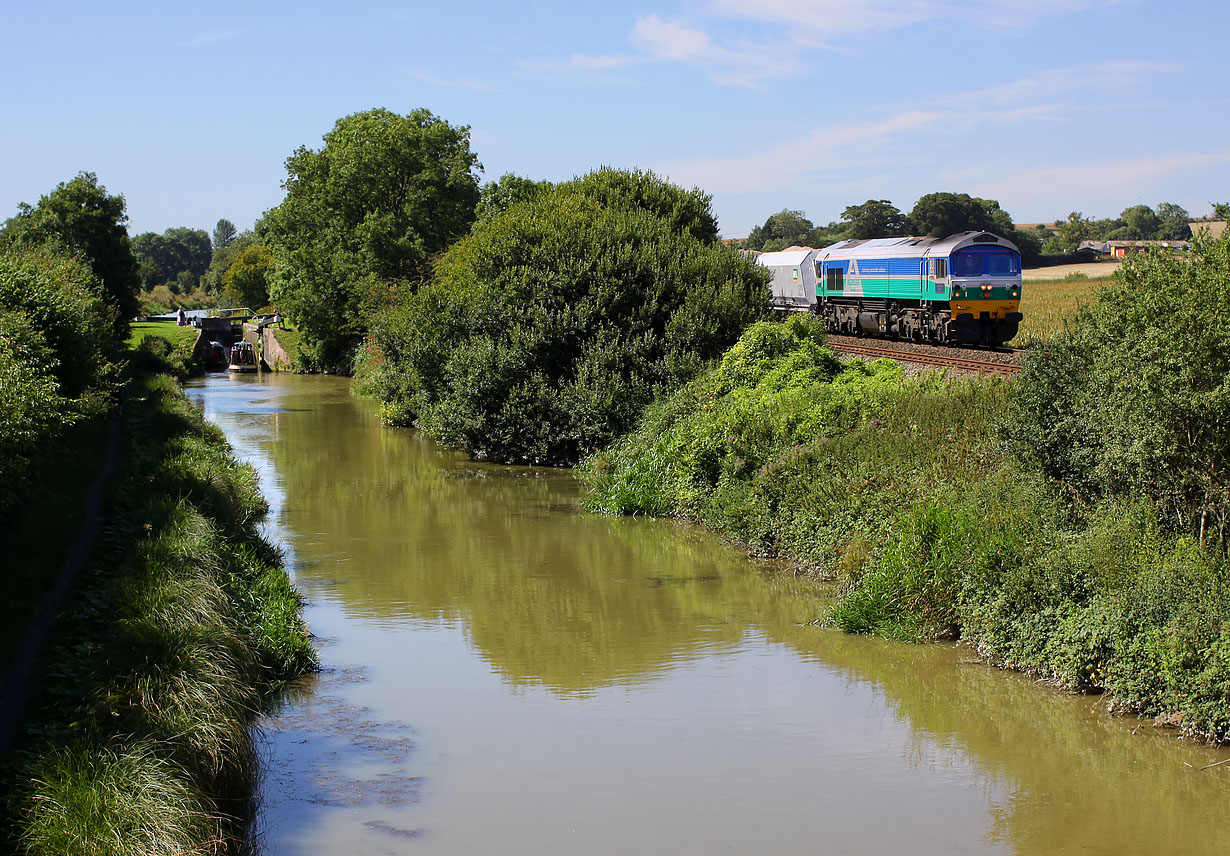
top-left (583, 229), bottom-right (1230, 743)
top-left (0, 172), bottom-right (267, 318)
top-left (741, 196), bottom-right (1221, 265)
top-left (742, 194), bottom-right (1047, 264)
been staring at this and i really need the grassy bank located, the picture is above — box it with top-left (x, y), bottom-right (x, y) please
top-left (1, 370), bottom-right (316, 854)
top-left (583, 312), bottom-right (1230, 744)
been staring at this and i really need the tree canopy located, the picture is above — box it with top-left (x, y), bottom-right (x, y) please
top-left (222, 244), bottom-right (273, 310)
top-left (0, 172), bottom-right (140, 331)
top-left (474, 173), bottom-right (553, 226)
top-left (212, 218), bottom-right (238, 250)
top-left (131, 227), bottom-right (212, 290)
top-left (840, 200), bottom-right (906, 239)
top-left (265, 107), bottom-right (482, 371)
top-left (370, 170), bottom-right (769, 466)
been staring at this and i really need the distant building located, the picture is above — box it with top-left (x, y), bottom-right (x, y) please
top-left (1078, 240), bottom-right (1191, 259)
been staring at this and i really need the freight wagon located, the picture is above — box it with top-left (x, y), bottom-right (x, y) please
top-left (757, 231), bottom-right (1022, 346)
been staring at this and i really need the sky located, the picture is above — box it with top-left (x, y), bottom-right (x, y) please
top-left (2, 0), bottom-right (1227, 239)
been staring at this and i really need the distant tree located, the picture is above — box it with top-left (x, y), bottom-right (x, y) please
top-left (1155, 202), bottom-right (1192, 241)
top-left (1050, 212), bottom-right (1098, 252)
top-left (212, 218), bottom-right (238, 250)
top-left (475, 173), bottom-right (552, 225)
top-left (222, 244), bottom-right (273, 309)
top-left (0, 171), bottom-right (140, 331)
top-left (746, 209), bottom-right (818, 250)
top-left (840, 199), bottom-right (906, 239)
top-left (1214, 202), bottom-right (1230, 221)
top-left (906, 192), bottom-right (1006, 237)
top-left (202, 230), bottom-right (259, 294)
top-left (131, 227), bottom-right (212, 289)
top-left (1118, 204), bottom-right (1161, 240)
top-left (265, 107), bottom-right (482, 372)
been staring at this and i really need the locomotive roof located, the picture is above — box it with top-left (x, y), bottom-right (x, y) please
top-left (815, 231), bottom-right (1020, 260)
top-left (755, 249), bottom-right (816, 266)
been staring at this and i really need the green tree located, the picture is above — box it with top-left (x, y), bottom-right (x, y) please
top-left (201, 231), bottom-right (259, 295)
top-left (131, 227), bottom-right (212, 288)
top-left (222, 244), bottom-right (273, 309)
top-left (474, 173), bottom-right (552, 225)
top-left (745, 209), bottom-right (816, 251)
top-left (561, 167), bottom-right (720, 244)
top-left (906, 192), bottom-right (1007, 237)
top-left (840, 199), bottom-right (906, 239)
top-left (370, 172), bottom-right (769, 466)
top-left (212, 218), bottom-right (238, 250)
top-left (0, 172), bottom-right (140, 332)
top-left (265, 107), bottom-right (482, 372)
top-left (1117, 204), bottom-right (1160, 240)
top-left (1155, 202), bottom-right (1192, 241)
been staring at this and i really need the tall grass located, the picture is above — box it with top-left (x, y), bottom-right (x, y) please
top-left (3, 371), bottom-right (316, 854)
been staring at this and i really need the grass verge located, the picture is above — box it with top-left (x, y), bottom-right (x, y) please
top-left (1, 371), bottom-right (316, 854)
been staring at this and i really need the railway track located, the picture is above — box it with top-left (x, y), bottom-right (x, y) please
top-left (826, 337), bottom-right (1023, 375)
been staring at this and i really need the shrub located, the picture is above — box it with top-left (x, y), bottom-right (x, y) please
top-left (1006, 230), bottom-right (1230, 546)
top-left (371, 172), bottom-right (769, 465)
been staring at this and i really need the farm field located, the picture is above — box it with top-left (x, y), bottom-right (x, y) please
top-left (1023, 261), bottom-right (1120, 280)
top-left (1013, 274), bottom-right (1109, 346)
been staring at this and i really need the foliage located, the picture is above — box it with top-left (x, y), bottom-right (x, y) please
top-left (370, 171), bottom-right (769, 465)
top-left (211, 218), bottom-right (238, 250)
top-left (0, 245), bottom-right (115, 516)
top-left (200, 231), bottom-right (259, 296)
top-left (744, 208), bottom-right (841, 251)
top-left (840, 199), bottom-right (906, 239)
top-left (0, 172), bottom-right (141, 332)
top-left (474, 172), bottom-right (552, 225)
top-left (221, 244), bottom-right (273, 310)
top-left (561, 167), bottom-right (721, 244)
top-left (1006, 230), bottom-right (1230, 546)
top-left (3, 372), bottom-right (316, 853)
top-left (265, 107), bottom-right (482, 372)
top-left (906, 192), bottom-right (1012, 237)
top-left (130, 227), bottom-right (212, 290)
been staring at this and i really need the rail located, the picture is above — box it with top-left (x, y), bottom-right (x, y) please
top-left (826, 339), bottom-right (1022, 375)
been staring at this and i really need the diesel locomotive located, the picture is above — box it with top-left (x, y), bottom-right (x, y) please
top-left (758, 231), bottom-right (1023, 346)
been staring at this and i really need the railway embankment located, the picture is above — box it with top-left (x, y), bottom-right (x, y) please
top-left (1, 345), bottom-right (317, 854)
top-left (583, 227), bottom-right (1230, 744)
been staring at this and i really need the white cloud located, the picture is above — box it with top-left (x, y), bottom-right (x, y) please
top-left (628, 14), bottom-right (802, 86)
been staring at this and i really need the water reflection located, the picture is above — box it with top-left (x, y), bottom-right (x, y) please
top-left (188, 374), bottom-right (1230, 856)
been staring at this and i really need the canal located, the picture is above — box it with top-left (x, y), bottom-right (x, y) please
top-left (187, 373), bottom-right (1230, 855)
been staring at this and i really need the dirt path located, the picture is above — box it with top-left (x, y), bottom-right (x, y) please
top-left (0, 411), bottom-right (126, 760)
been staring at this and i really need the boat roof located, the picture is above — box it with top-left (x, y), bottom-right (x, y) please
top-left (815, 231), bottom-right (1020, 260)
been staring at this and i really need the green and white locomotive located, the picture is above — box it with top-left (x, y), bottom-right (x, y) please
top-left (759, 231), bottom-right (1022, 346)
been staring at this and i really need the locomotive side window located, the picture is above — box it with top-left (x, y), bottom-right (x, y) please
top-left (827, 267), bottom-right (844, 291)
top-left (936, 259), bottom-right (947, 278)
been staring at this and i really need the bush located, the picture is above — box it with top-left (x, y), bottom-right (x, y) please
top-left (371, 171), bottom-right (769, 465)
top-left (1006, 230), bottom-right (1230, 546)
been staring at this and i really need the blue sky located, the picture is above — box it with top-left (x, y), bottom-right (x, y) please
top-left (3, 1), bottom-right (1227, 238)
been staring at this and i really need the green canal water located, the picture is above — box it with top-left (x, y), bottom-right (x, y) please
top-left (187, 373), bottom-right (1230, 855)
